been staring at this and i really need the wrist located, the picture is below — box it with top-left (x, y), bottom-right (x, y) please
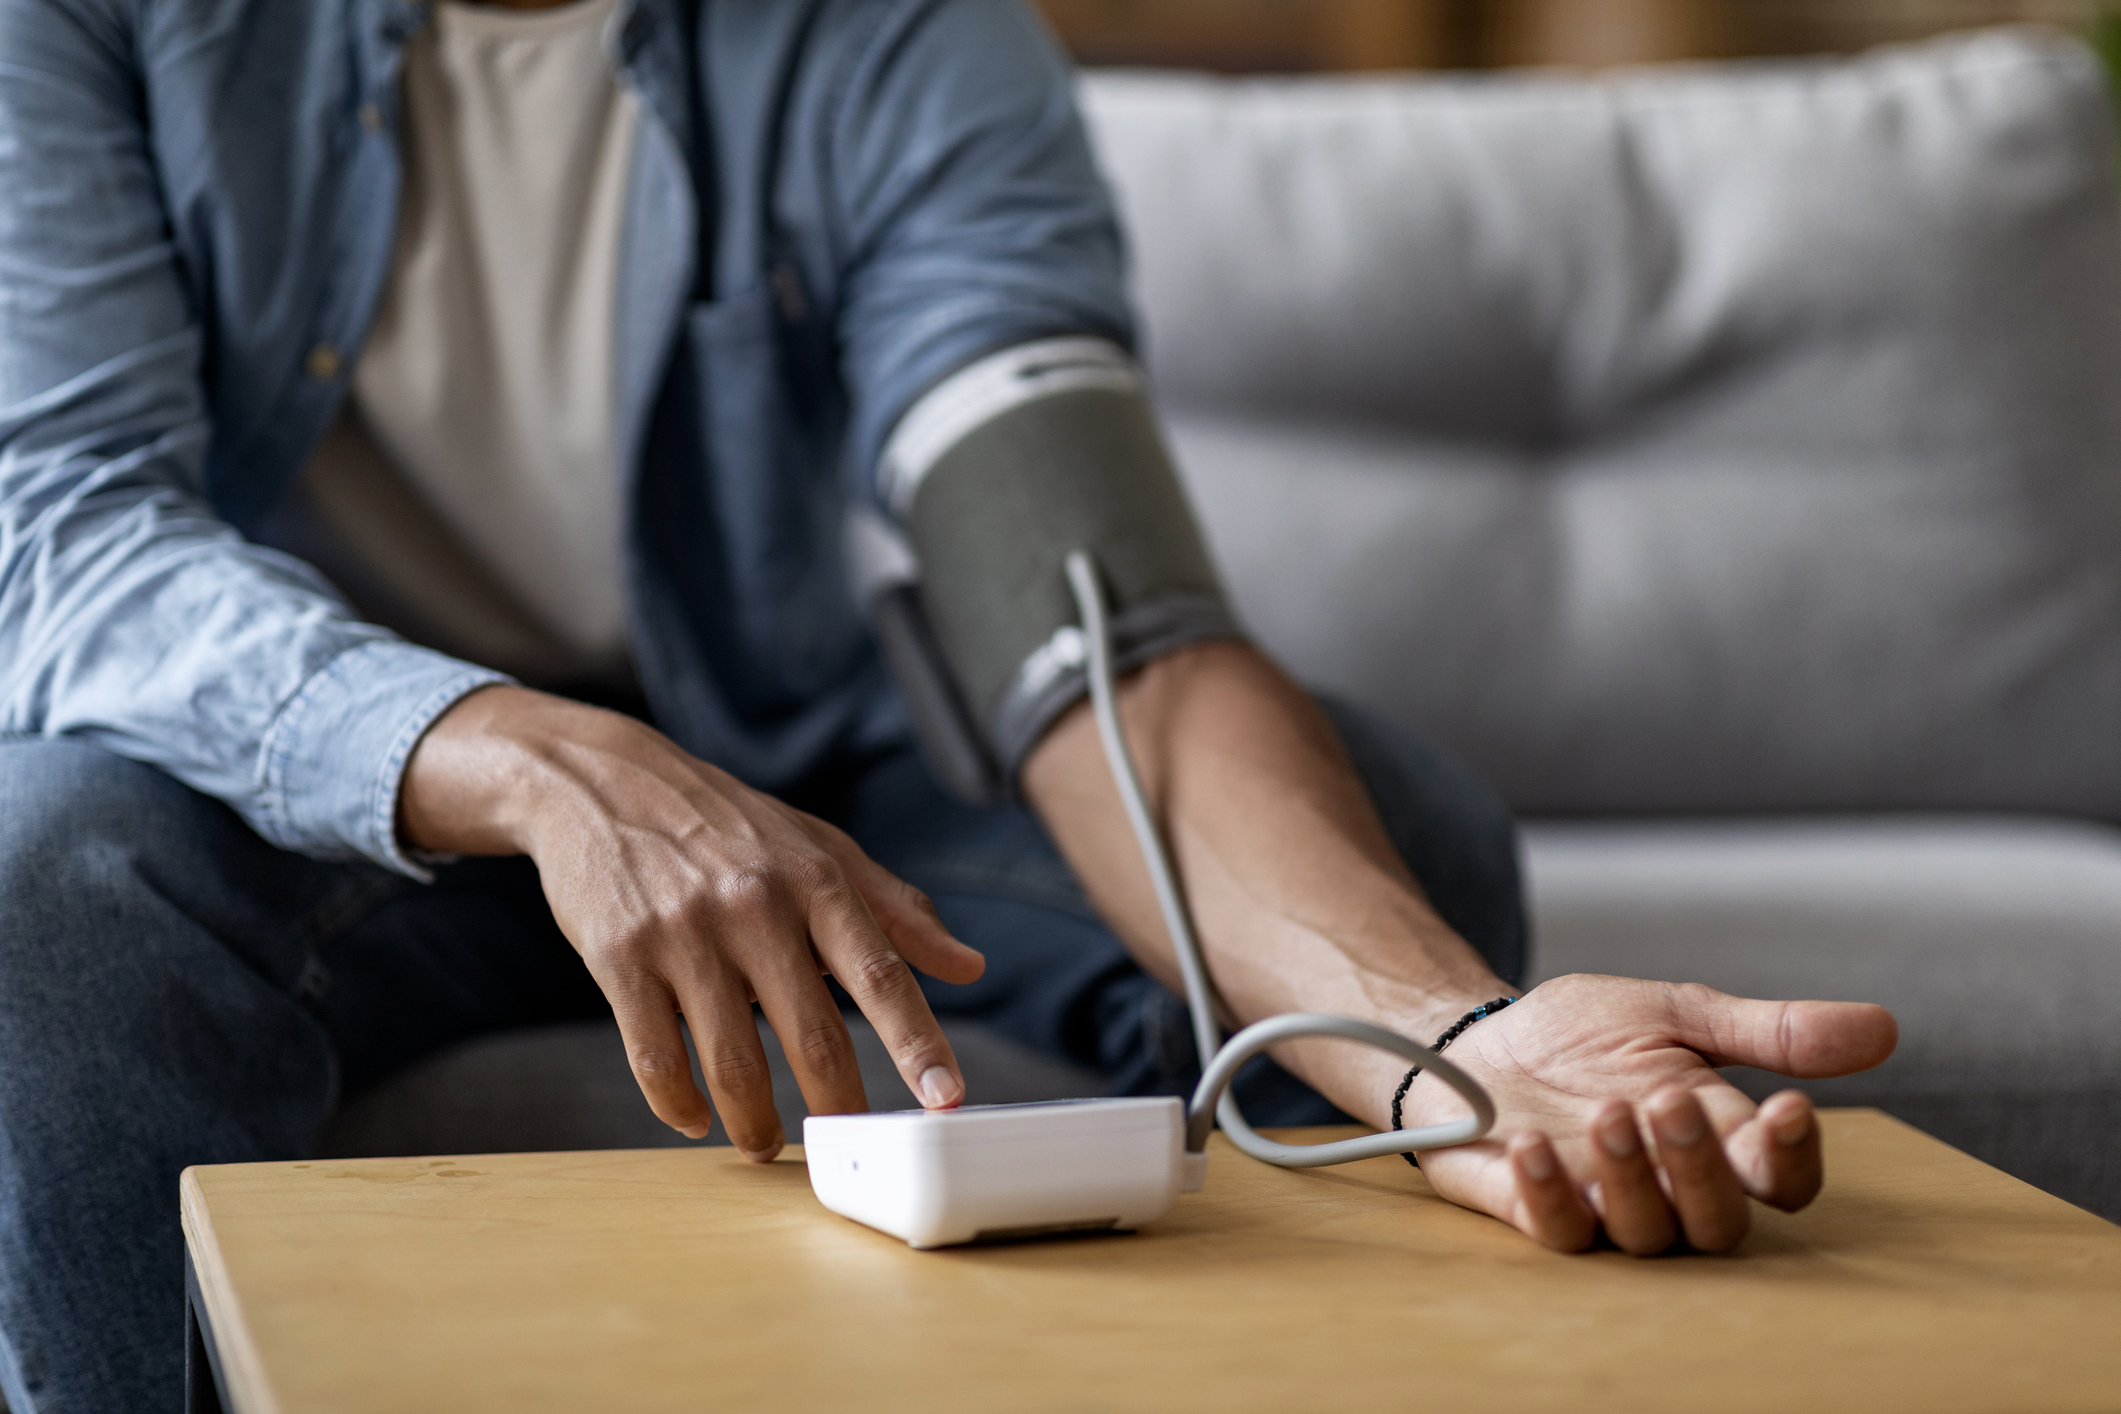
top-left (397, 684), bottom-right (599, 858)
top-left (1390, 977), bottom-right (1522, 1052)
top-left (1294, 907), bottom-right (1515, 1042)
top-left (1243, 959), bottom-right (1515, 1132)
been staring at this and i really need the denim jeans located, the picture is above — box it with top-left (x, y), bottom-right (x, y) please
top-left (0, 703), bottom-right (1522, 1413)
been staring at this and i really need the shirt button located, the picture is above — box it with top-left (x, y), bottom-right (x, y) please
top-left (305, 344), bottom-right (343, 382)
top-left (358, 102), bottom-right (383, 132)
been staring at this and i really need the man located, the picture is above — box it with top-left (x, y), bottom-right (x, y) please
top-left (0, 0), bottom-right (1896, 1408)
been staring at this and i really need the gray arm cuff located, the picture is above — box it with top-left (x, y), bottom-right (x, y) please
top-left (890, 338), bottom-right (1243, 784)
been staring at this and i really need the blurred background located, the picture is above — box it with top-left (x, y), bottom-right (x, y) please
top-left (1032, 0), bottom-right (2119, 73)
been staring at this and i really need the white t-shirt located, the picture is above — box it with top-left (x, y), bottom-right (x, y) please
top-left (301, 0), bottom-right (639, 683)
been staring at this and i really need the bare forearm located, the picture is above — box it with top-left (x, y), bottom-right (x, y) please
top-left (1020, 641), bottom-right (1509, 1126)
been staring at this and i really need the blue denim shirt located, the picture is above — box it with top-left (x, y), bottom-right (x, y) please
top-left (0, 0), bottom-right (1131, 873)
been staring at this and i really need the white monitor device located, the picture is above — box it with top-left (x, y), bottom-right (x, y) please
top-left (803, 1098), bottom-right (1200, 1249)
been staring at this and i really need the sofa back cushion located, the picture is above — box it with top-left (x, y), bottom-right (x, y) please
top-left (1080, 31), bottom-right (2121, 817)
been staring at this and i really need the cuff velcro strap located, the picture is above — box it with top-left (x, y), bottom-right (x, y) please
top-left (990, 591), bottom-right (1240, 775)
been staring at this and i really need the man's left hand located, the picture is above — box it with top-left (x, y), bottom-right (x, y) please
top-left (1399, 975), bottom-right (1899, 1253)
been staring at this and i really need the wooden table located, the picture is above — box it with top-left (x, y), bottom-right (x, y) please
top-left (181, 1110), bottom-right (2121, 1414)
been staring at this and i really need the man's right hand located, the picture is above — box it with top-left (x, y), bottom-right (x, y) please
top-left (397, 685), bottom-right (986, 1160)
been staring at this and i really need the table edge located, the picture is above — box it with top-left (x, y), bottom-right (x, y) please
top-left (181, 1166), bottom-right (282, 1414)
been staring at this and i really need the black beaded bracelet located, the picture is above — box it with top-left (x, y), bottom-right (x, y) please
top-left (1389, 995), bottom-right (1519, 1171)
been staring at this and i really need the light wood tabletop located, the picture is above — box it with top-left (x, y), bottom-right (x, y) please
top-left (181, 1109), bottom-right (2120, 1414)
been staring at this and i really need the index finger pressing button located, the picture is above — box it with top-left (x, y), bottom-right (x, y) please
top-left (806, 884), bottom-right (964, 1110)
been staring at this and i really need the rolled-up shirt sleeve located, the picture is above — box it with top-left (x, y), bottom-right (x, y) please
top-left (0, 0), bottom-right (504, 876)
top-left (828, 0), bottom-right (1137, 482)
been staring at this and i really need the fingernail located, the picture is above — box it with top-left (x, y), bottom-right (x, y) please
top-left (1598, 1115), bottom-right (1639, 1159)
top-left (1772, 1105), bottom-right (1811, 1146)
top-left (919, 1066), bottom-right (961, 1109)
top-left (680, 1124), bottom-right (711, 1141)
top-left (1518, 1137), bottom-right (1556, 1183)
top-left (739, 1142), bottom-right (783, 1163)
top-left (1655, 1101), bottom-right (1706, 1148)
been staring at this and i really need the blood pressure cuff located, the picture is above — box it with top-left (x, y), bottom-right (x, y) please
top-left (862, 338), bottom-right (1243, 802)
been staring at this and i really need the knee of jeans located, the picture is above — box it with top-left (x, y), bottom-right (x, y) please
top-left (0, 738), bottom-right (225, 921)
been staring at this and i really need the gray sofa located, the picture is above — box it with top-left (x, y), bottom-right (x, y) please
top-left (330, 28), bottom-right (2121, 1221)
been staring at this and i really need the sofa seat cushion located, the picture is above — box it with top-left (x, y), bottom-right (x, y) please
top-left (1081, 32), bottom-right (2121, 818)
top-left (1524, 815), bottom-right (2121, 1217)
